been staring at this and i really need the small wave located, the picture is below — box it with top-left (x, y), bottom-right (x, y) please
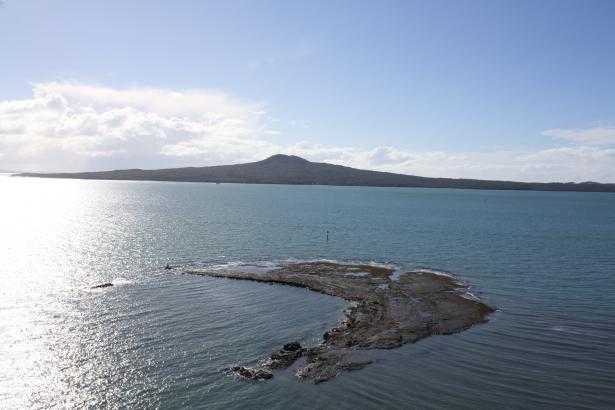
top-left (413, 268), bottom-right (467, 287)
top-left (204, 261), bottom-right (282, 275)
top-left (389, 268), bottom-right (446, 282)
top-left (344, 271), bottom-right (370, 277)
top-left (111, 277), bottom-right (134, 286)
top-left (413, 267), bottom-right (457, 279)
top-left (460, 291), bottom-right (481, 302)
top-left (201, 259), bottom-right (398, 276)
top-left (280, 258), bottom-right (398, 271)
top-left (551, 326), bottom-right (584, 335)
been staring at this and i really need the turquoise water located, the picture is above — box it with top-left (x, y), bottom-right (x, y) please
top-left (1, 175), bottom-right (614, 409)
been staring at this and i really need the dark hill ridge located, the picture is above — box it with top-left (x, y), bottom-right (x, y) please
top-left (16, 154), bottom-right (615, 192)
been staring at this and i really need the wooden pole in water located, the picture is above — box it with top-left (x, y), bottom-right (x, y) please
top-left (326, 230), bottom-right (329, 242)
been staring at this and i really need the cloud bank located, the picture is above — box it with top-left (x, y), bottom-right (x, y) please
top-left (542, 127), bottom-right (615, 146)
top-left (1, 82), bottom-right (614, 182)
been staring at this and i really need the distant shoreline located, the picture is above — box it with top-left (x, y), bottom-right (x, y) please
top-left (14, 154), bottom-right (615, 193)
top-left (13, 173), bottom-right (615, 194)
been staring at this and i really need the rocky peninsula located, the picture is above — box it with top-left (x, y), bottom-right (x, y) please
top-left (186, 261), bottom-right (494, 383)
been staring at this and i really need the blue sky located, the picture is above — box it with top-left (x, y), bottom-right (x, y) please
top-left (1, 0), bottom-right (615, 181)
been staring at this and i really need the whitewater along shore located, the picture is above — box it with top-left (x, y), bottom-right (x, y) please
top-left (185, 261), bottom-right (494, 383)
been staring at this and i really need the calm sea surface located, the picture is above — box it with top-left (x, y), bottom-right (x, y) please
top-left (1, 175), bottom-right (614, 409)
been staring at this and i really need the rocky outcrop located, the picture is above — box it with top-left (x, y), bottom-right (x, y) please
top-left (187, 261), bottom-right (494, 383)
top-left (231, 366), bottom-right (273, 380)
top-left (266, 342), bottom-right (304, 369)
top-left (296, 346), bottom-right (373, 384)
top-left (91, 283), bottom-right (113, 289)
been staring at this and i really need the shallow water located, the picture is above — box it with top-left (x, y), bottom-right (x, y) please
top-left (1, 176), bottom-right (614, 409)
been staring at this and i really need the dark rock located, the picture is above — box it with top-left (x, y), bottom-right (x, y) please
top-left (268, 344), bottom-right (304, 369)
top-left (283, 342), bottom-right (302, 351)
top-left (91, 283), bottom-right (113, 289)
top-left (231, 366), bottom-right (273, 380)
top-left (296, 348), bottom-right (373, 384)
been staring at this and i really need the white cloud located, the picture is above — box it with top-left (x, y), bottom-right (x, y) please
top-left (0, 82), bottom-right (614, 182)
top-left (284, 143), bottom-right (615, 182)
top-left (0, 82), bottom-right (277, 171)
top-left (542, 127), bottom-right (615, 145)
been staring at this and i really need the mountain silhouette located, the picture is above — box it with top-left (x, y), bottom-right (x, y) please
top-left (16, 154), bottom-right (615, 192)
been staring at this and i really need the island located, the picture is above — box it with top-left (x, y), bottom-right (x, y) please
top-left (16, 154), bottom-right (615, 192)
top-left (186, 261), bottom-right (494, 383)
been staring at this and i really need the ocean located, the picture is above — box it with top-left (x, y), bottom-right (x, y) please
top-left (1, 175), bottom-right (614, 409)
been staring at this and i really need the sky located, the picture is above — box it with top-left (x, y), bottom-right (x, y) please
top-left (1, 0), bottom-right (615, 182)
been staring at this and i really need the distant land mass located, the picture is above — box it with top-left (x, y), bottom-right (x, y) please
top-left (16, 154), bottom-right (615, 192)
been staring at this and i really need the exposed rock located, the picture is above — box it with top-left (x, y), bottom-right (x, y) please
top-left (283, 342), bottom-right (302, 351)
top-left (91, 283), bottom-right (113, 289)
top-left (296, 347), bottom-right (373, 384)
top-left (266, 343), bottom-right (304, 369)
top-left (187, 261), bottom-right (494, 383)
top-left (231, 366), bottom-right (273, 380)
